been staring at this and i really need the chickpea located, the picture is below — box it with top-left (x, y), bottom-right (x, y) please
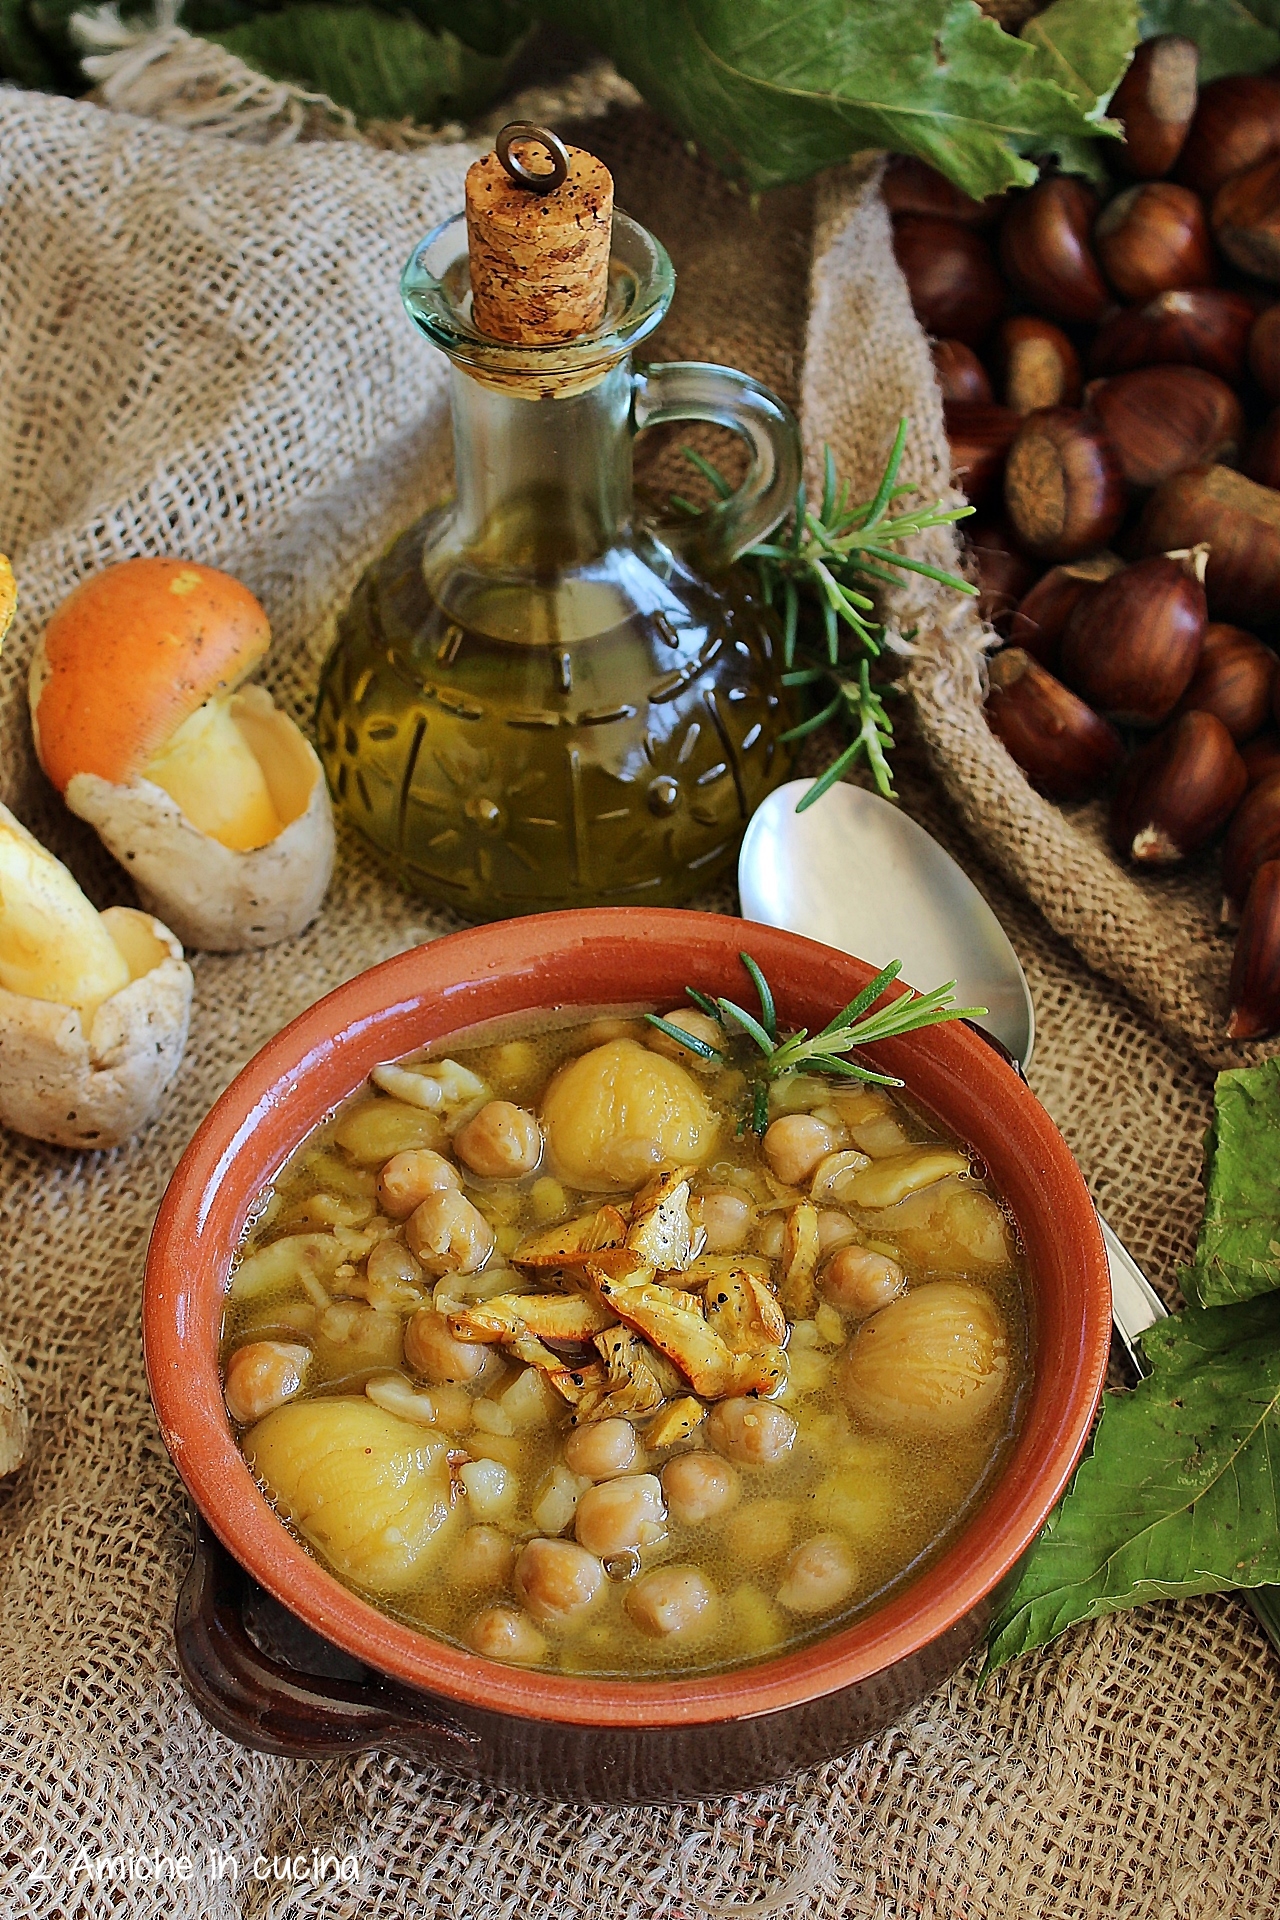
top-left (513, 1537), bottom-right (605, 1623)
top-left (646, 1009), bottom-right (723, 1069)
top-left (466, 1605), bottom-right (548, 1664)
top-left (450, 1524), bottom-right (517, 1590)
top-left (223, 1340), bottom-right (309, 1424)
top-left (705, 1397), bottom-right (797, 1467)
top-left (661, 1452), bottom-right (740, 1527)
top-left (817, 1208), bottom-right (859, 1257)
top-left (822, 1246), bottom-right (906, 1317)
top-left (762, 1114), bottom-right (840, 1188)
top-left (574, 1473), bottom-right (667, 1557)
top-left (455, 1101), bottom-right (543, 1180)
top-left (405, 1188), bottom-right (494, 1275)
top-left (693, 1186), bottom-right (753, 1253)
top-left (776, 1533), bottom-right (859, 1615)
top-left (377, 1147), bottom-right (461, 1220)
top-left (625, 1565), bottom-right (717, 1639)
top-left (564, 1417), bottom-right (641, 1480)
top-left (404, 1308), bottom-right (495, 1385)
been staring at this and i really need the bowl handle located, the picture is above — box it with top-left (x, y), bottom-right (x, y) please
top-left (175, 1511), bottom-right (481, 1767)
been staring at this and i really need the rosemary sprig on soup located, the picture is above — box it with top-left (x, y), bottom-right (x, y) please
top-left (221, 963), bottom-right (1026, 1677)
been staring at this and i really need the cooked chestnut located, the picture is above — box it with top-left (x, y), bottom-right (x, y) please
top-left (882, 155), bottom-right (1000, 226)
top-left (998, 178), bottom-right (1110, 325)
top-left (985, 649), bottom-right (1124, 801)
top-left (892, 216), bottom-right (1007, 346)
top-left (1137, 464), bottom-right (1280, 624)
top-left (1227, 859), bottom-right (1280, 1040)
top-left (1176, 73), bottom-right (1280, 197)
top-left (945, 402), bottom-right (1021, 506)
top-left (1089, 289), bottom-right (1256, 385)
top-left (1095, 183), bottom-right (1216, 304)
top-left (1007, 552), bottom-right (1125, 666)
top-left (1242, 730), bottom-right (1280, 787)
top-left (996, 316), bottom-right (1081, 414)
top-left (1003, 407), bottom-right (1126, 560)
top-left (1113, 34), bottom-right (1199, 179)
top-left (1086, 366), bottom-right (1244, 492)
top-left (1244, 407), bottom-right (1280, 492)
top-left (1222, 772), bottom-right (1280, 920)
top-left (1110, 710), bottom-right (1246, 866)
top-left (966, 517), bottom-right (1038, 634)
top-left (932, 339), bottom-right (993, 405)
top-left (1248, 304), bottom-right (1280, 401)
top-left (1172, 622), bottom-right (1276, 742)
top-left (1213, 155), bottom-right (1280, 283)
top-left (1060, 550), bottom-right (1207, 726)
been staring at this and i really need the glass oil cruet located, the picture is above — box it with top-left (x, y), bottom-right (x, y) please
top-left (317, 123), bottom-right (803, 918)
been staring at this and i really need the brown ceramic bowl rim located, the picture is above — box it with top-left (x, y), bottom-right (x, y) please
top-left (144, 908), bottom-right (1111, 1729)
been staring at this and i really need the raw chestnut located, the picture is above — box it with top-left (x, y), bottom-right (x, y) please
top-left (1003, 407), bottom-right (1126, 560)
top-left (1227, 858), bottom-right (1280, 1040)
top-left (1172, 622), bottom-right (1276, 741)
top-left (892, 216), bottom-right (1006, 346)
top-left (1060, 550), bottom-right (1207, 726)
top-left (1007, 552), bottom-right (1124, 665)
top-left (1213, 155), bottom-right (1280, 283)
top-left (985, 649), bottom-right (1124, 801)
top-left (1137, 465), bottom-right (1280, 624)
top-left (1222, 772), bottom-right (1280, 920)
top-left (1086, 366), bottom-right (1244, 492)
top-left (1244, 407), bottom-right (1280, 491)
top-left (1089, 289), bottom-right (1256, 384)
top-left (996, 316), bottom-right (1081, 414)
top-left (1242, 730), bottom-right (1280, 786)
top-left (1176, 73), bottom-right (1280, 197)
top-left (932, 339), bottom-right (992, 405)
top-left (945, 402), bottom-right (1021, 505)
top-left (1112, 34), bottom-right (1199, 180)
top-left (1248, 304), bottom-right (1280, 400)
top-left (1110, 710), bottom-right (1246, 866)
top-left (966, 518), bottom-right (1038, 633)
top-left (998, 178), bottom-right (1110, 325)
top-left (882, 155), bottom-right (1000, 225)
top-left (1095, 182), bottom-right (1216, 304)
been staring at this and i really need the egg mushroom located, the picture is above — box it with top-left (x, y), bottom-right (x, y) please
top-left (28, 559), bottom-right (334, 951)
top-left (0, 801), bottom-right (192, 1148)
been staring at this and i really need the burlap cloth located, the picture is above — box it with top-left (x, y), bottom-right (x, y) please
top-left (1, 83), bottom-right (1278, 1919)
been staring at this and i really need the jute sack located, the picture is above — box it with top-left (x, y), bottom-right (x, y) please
top-left (2, 81), bottom-right (1278, 1920)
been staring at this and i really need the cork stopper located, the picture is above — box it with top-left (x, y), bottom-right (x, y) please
top-left (465, 123), bottom-right (614, 345)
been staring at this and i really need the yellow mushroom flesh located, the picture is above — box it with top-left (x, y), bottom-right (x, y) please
top-left (0, 804), bottom-right (129, 1021)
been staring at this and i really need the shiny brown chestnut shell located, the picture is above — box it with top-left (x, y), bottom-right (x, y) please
top-left (966, 518), bottom-right (1038, 634)
top-left (1113, 34), bottom-right (1199, 180)
top-left (1172, 622), bottom-right (1277, 742)
top-left (1137, 465), bottom-right (1280, 625)
top-left (1241, 730), bottom-right (1280, 787)
top-left (998, 178), bottom-right (1110, 325)
top-left (892, 216), bottom-right (1007, 346)
top-left (1110, 710), bottom-right (1246, 866)
top-left (1213, 155), bottom-right (1280, 283)
top-left (1222, 772), bottom-right (1280, 921)
top-left (1088, 290), bottom-right (1256, 385)
top-left (1176, 73), bottom-right (1280, 198)
top-left (1003, 407), bottom-right (1126, 561)
top-left (881, 155), bottom-right (1002, 226)
top-left (1244, 407), bottom-right (1280, 492)
top-left (1095, 182), bottom-right (1216, 304)
top-left (932, 339), bottom-right (993, 405)
top-left (985, 648), bottom-right (1125, 801)
top-left (996, 316), bottom-right (1082, 415)
top-left (1086, 366), bottom-right (1244, 493)
top-left (1227, 858), bottom-right (1280, 1040)
top-left (1248, 304), bottom-right (1280, 401)
top-left (945, 402), bottom-right (1021, 506)
top-left (1060, 552), bottom-right (1207, 726)
top-left (1007, 553), bottom-right (1125, 666)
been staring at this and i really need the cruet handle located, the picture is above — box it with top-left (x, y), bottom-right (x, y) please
top-left (632, 362), bottom-right (802, 569)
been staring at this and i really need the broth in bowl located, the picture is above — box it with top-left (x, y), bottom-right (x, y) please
top-left (219, 1006), bottom-right (1030, 1678)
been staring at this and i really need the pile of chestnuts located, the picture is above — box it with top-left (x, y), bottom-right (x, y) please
top-left (889, 38), bottom-right (1280, 1042)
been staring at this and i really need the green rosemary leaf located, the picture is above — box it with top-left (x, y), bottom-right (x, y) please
top-left (821, 443), bottom-right (838, 524)
top-left (783, 577), bottom-right (799, 669)
top-left (739, 951), bottom-right (777, 1040)
top-left (642, 1014), bottom-right (724, 1062)
top-left (861, 544), bottom-right (981, 591)
top-left (796, 1052), bottom-right (904, 1085)
top-left (781, 667), bottom-right (827, 687)
top-left (716, 998), bottom-right (777, 1057)
top-left (778, 693), bottom-right (844, 742)
top-left (684, 987), bottom-right (722, 1022)
top-left (752, 1080), bottom-right (770, 1135)
top-left (863, 418), bottom-right (910, 528)
top-left (814, 961), bottom-right (905, 1039)
top-left (681, 446), bottom-right (735, 500)
top-left (794, 736), bottom-right (867, 812)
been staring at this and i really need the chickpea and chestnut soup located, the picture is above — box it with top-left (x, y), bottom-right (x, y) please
top-left (220, 1007), bottom-right (1029, 1676)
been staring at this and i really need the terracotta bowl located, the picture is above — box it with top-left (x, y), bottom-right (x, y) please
top-left (144, 909), bottom-right (1111, 1803)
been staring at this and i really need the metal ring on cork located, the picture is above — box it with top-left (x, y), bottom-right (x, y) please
top-left (495, 121), bottom-right (570, 195)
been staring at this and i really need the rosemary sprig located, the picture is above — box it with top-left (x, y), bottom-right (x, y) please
top-left (645, 951), bottom-right (986, 1131)
top-left (676, 420), bottom-right (976, 807)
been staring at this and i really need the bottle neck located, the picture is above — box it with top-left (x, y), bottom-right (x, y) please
top-left (447, 358), bottom-right (635, 572)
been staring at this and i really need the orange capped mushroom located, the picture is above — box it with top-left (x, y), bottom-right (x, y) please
top-left (29, 559), bottom-right (334, 951)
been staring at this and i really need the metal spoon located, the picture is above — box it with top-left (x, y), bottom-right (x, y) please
top-left (739, 777), bottom-right (1280, 1652)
